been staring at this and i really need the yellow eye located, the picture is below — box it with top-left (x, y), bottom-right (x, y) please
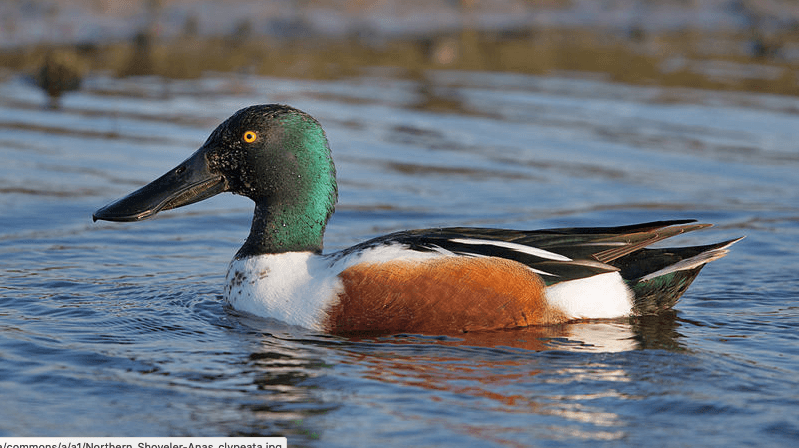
top-left (243, 131), bottom-right (257, 143)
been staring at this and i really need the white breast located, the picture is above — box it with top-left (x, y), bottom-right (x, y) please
top-left (224, 252), bottom-right (343, 330)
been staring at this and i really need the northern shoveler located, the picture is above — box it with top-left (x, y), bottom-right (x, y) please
top-left (93, 104), bottom-right (741, 335)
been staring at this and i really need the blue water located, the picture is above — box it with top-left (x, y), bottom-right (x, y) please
top-left (1, 70), bottom-right (798, 446)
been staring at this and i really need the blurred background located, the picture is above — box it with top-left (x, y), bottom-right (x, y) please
top-left (4, 0), bottom-right (799, 104)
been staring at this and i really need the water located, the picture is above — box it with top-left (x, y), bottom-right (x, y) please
top-left (1, 70), bottom-right (798, 446)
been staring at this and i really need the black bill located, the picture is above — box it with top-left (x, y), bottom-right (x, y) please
top-left (93, 147), bottom-right (226, 222)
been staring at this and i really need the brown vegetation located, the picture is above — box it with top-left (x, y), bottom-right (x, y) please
top-left (3, 26), bottom-right (799, 96)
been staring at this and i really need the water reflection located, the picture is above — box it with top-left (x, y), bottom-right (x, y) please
top-left (234, 331), bottom-right (339, 440)
top-left (347, 313), bottom-right (684, 353)
top-left (329, 323), bottom-right (646, 443)
top-left (236, 314), bottom-right (684, 442)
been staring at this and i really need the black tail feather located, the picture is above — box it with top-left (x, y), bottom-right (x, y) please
top-left (617, 237), bottom-right (743, 314)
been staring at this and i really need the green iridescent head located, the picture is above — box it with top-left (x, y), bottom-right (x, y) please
top-left (93, 104), bottom-right (338, 256)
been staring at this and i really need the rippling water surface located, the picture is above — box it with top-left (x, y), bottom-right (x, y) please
top-left (1, 70), bottom-right (798, 446)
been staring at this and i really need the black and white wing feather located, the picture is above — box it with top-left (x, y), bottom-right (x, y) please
top-left (334, 220), bottom-right (714, 285)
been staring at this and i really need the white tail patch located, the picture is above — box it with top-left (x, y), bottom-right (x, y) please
top-left (449, 238), bottom-right (572, 261)
top-left (545, 272), bottom-right (633, 319)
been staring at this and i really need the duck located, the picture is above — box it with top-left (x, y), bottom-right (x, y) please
top-left (32, 50), bottom-right (85, 109)
top-left (93, 104), bottom-right (742, 335)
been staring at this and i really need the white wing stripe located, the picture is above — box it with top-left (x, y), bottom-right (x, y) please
top-left (448, 238), bottom-right (572, 261)
top-left (528, 267), bottom-right (558, 277)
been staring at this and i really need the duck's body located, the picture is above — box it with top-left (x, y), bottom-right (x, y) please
top-left (224, 223), bottom-right (736, 334)
top-left (94, 104), bottom-right (740, 335)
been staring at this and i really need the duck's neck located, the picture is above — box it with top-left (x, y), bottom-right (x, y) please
top-left (236, 201), bottom-right (329, 258)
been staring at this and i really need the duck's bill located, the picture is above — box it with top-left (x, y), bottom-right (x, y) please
top-left (93, 148), bottom-right (226, 222)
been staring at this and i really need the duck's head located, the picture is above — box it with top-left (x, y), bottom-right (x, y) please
top-left (93, 104), bottom-right (338, 256)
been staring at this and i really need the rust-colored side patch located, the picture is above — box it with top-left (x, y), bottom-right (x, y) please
top-left (324, 256), bottom-right (567, 335)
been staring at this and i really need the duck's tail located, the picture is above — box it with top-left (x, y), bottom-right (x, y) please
top-left (614, 237), bottom-right (744, 314)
